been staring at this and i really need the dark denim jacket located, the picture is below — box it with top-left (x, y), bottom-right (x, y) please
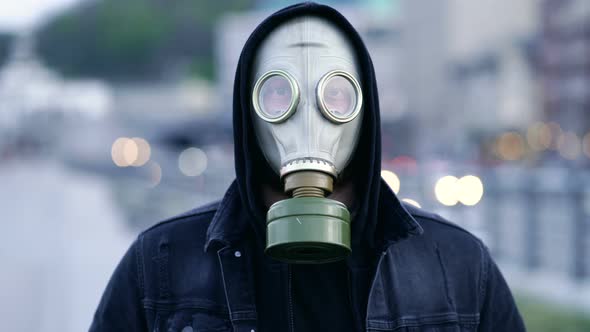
top-left (90, 181), bottom-right (525, 332)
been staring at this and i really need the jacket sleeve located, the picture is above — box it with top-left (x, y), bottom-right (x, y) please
top-left (89, 238), bottom-right (147, 331)
top-left (478, 247), bottom-right (526, 331)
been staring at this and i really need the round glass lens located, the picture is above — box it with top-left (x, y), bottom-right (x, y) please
top-left (322, 75), bottom-right (357, 118)
top-left (259, 75), bottom-right (293, 118)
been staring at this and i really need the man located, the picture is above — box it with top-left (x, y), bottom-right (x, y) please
top-left (90, 3), bottom-right (526, 331)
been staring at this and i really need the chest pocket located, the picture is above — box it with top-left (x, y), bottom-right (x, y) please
top-left (155, 310), bottom-right (233, 332)
top-left (366, 245), bottom-right (481, 332)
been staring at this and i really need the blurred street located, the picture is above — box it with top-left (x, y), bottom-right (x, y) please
top-left (0, 158), bottom-right (134, 331)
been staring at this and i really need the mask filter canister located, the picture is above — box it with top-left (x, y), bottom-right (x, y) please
top-left (265, 169), bottom-right (351, 264)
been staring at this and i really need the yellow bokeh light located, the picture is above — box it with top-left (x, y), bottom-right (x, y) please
top-left (123, 138), bottom-right (139, 165)
top-left (111, 137), bottom-right (130, 167)
top-left (111, 137), bottom-right (152, 167)
top-left (401, 198), bottom-right (421, 208)
top-left (434, 175), bottom-right (459, 206)
top-left (381, 170), bottom-right (400, 194)
top-left (496, 132), bottom-right (525, 161)
top-left (178, 147), bottom-right (208, 176)
top-left (557, 131), bottom-right (581, 160)
top-left (457, 175), bottom-right (484, 206)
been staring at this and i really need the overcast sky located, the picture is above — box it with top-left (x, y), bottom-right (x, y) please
top-left (0, 0), bottom-right (82, 32)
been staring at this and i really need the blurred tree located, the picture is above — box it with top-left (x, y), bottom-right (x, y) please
top-left (35, 0), bottom-right (253, 81)
top-left (0, 33), bottom-right (14, 67)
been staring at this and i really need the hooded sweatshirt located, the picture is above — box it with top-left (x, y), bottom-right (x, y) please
top-left (231, 2), bottom-right (414, 330)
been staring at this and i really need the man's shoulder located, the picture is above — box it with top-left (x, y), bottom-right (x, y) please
top-left (379, 204), bottom-right (492, 327)
top-left (398, 203), bottom-right (489, 273)
top-left (138, 200), bottom-right (221, 247)
top-left (402, 202), bottom-right (486, 251)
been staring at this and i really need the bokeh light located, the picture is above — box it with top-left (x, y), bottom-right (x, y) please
top-left (401, 198), bottom-right (421, 208)
top-left (381, 170), bottom-right (400, 194)
top-left (131, 137), bottom-right (151, 167)
top-left (434, 175), bottom-right (459, 206)
top-left (526, 122), bottom-right (552, 151)
top-left (557, 131), bottom-right (581, 160)
top-left (547, 122), bottom-right (563, 149)
top-left (111, 137), bottom-right (130, 167)
top-left (496, 132), bottom-right (525, 161)
top-left (111, 137), bottom-right (151, 167)
top-left (122, 139), bottom-right (138, 165)
top-left (583, 132), bottom-right (590, 158)
top-left (178, 147), bottom-right (208, 176)
top-left (148, 162), bottom-right (162, 187)
top-left (457, 175), bottom-right (484, 206)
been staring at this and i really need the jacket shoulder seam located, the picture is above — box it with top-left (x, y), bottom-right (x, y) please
top-left (479, 239), bottom-right (490, 311)
top-left (139, 204), bottom-right (219, 236)
top-left (135, 234), bottom-right (146, 300)
top-left (409, 211), bottom-right (483, 244)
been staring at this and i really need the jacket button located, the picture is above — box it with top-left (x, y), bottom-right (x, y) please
top-left (181, 326), bottom-right (193, 332)
top-left (234, 250), bottom-right (242, 257)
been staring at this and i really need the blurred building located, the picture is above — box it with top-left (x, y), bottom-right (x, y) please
top-left (0, 33), bottom-right (112, 126)
top-left (109, 80), bottom-right (215, 116)
top-left (0, 33), bottom-right (62, 128)
top-left (540, 0), bottom-right (590, 163)
top-left (445, 0), bottom-right (541, 161)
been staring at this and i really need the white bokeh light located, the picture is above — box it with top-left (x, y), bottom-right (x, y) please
top-left (457, 175), bottom-right (484, 206)
top-left (401, 198), bottom-right (421, 208)
top-left (381, 170), bottom-right (400, 194)
top-left (178, 147), bottom-right (208, 177)
top-left (434, 175), bottom-right (459, 206)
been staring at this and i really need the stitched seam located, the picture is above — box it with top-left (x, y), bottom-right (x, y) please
top-left (367, 312), bottom-right (480, 329)
top-left (412, 214), bottom-right (480, 239)
top-left (157, 258), bottom-right (169, 299)
top-left (136, 234), bottom-right (145, 299)
top-left (154, 238), bottom-right (170, 300)
top-left (143, 301), bottom-right (229, 315)
top-left (478, 241), bottom-right (489, 310)
top-left (435, 244), bottom-right (455, 310)
top-left (217, 249), bottom-right (234, 325)
top-left (230, 310), bottom-right (258, 321)
top-left (365, 251), bottom-right (387, 330)
top-left (140, 205), bottom-right (219, 236)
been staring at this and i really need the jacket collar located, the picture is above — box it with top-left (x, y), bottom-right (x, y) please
top-left (204, 178), bottom-right (423, 252)
top-left (204, 181), bottom-right (252, 252)
top-left (376, 178), bottom-right (423, 247)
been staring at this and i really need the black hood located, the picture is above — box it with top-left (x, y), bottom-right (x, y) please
top-left (232, 2), bottom-right (419, 251)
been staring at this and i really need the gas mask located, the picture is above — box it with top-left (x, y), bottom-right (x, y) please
top-left (251, 16), bottom-right (363, 263)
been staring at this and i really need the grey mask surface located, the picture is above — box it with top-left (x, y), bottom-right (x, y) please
top-left (251, 16), bottom-right (363, 263)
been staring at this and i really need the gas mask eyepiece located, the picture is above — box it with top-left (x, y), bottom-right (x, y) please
top-left (251, 16), bottom-right (363, 264)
